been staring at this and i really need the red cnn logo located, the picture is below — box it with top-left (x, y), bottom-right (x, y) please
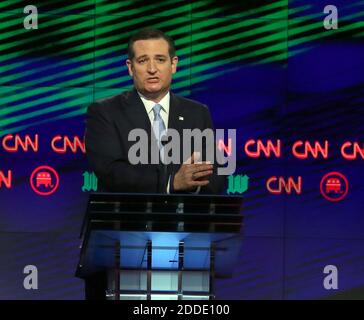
top-left (0, 170), bottom-right (12, 189)
top-left (292, 140), bottom-right (329, 159)
top-left (51, 135), bottom-right (85, 154)
top-left (2, 134), bottom-right (39, 152)
top-left (341, 142), bottom-right (364, 160)
top-left (266, 176), bottom-right (302, 195)
top-left (218, 138), bottom-right (232, 156)
top-left (244, 139), bottom-right (281, 158)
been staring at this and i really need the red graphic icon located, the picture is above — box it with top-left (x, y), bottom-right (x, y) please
top-left (325, 178), bottom-right (342, 194)
top-left (30, 166), bottom-right (59, 196)
top-left (320, 172), bottom-right (348, 202)
top-left (36, 172), bottom-right (53, 188)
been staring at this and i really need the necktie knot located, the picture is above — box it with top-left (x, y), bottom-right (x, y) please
top-left (153, 104), bottom-right (162, 118)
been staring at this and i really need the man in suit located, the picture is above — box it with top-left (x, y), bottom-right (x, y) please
top-left (84, 28), bottom-right (224, 299)
top-left (86, 28), bottom-right (224, 195)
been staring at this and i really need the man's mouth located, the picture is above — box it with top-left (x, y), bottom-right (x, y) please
top-left (146, 77), bottom-right (159, 83)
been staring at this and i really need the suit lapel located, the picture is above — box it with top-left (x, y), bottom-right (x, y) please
top-left (167, 92), bottom-right (185, 175)
top-left (168, 92), bottom-right (184, 134)
top-left (123, 88), bottom-right (151, 133)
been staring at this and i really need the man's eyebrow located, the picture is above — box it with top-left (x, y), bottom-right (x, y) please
top-left (135, 54), bottom-right (168, 60)
top-left (135, 54), bottom-right (148, 60)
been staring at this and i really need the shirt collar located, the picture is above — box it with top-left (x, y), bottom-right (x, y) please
top-left (138, 91), bottom-right (170, 115)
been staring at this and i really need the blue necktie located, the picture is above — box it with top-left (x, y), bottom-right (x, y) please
top-left (152, 104), bottom-right (166, 161)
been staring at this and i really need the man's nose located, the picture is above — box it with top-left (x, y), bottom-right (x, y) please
top-left (147, 61), bottom-right (157, 73)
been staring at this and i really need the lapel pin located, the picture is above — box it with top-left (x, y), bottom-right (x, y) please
top-left (179, 116), bottom-right (184, 121)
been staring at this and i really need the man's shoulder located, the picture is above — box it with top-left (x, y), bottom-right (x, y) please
top-left (87, 89), bottom-right (134, 114)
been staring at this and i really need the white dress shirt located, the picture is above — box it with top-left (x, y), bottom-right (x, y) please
top-left (137, 91), bottom-right (200, 194)
top-left (138, 91), bottom-right (170, 129)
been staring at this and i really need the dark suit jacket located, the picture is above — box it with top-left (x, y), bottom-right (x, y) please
top-left (85, 88), bottom-right (224, 194)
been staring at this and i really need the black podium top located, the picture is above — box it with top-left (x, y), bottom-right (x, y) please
top-left (82, 192), bottom-right (244, 235)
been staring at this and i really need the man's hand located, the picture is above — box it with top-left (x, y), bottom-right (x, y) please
top-left (173, 152), bottom-right (213, 191)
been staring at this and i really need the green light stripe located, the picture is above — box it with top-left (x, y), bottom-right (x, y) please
top-left (95, 0), bottom-right (185, 15)
top-left (94, 87), bottom-right (130, 100)
top-left (95, 56), bottom-right (127, 70)
top-left (0, 61), bottom-right (94, 88)
top-left (0, 41), bottom-right (93, 64)
top-left (0, 54), bottom-right (94, 89)
top-left (191, 19), bottom-right (281, 42)
top-left (192, 0), bottom-right (288, 20)
top-left (170, 66), bottom-right (239, 90)
top-left (0, 0), bottom-right (17, 10)
top-left (287, 46), bottom-right (314, 58)
top-left (171, 89), bottom-right (191, 97)
top-left (94, 17), bottom-right (191, 52)
top-left (46, 1), bottom-right (95, 14)
top-left (289, 12), bottom-right (364, 47)
top-left (0, 45), bottom-right (93, 71)
top-left (192, 20), bottom-right (286, 53)
top-left (0, 16), bottom-right (93, 47)
top-left (95, 0), bottom-right (135, 13)
top-left (0, 93), bottom-right (90, 127)
top-left (0, 87), bottom-right (53, 106)
top-left (100, 2), bottom-right (192, 17)
top-left (289, 8), bottom-right (364, 32)
top-left (0, 1), bottom-right (94, 14)
top-left (256, 52), bottom-right (288, 64)
top-left (288, 5), bottom-right (314, 18)
top-left (94, 2), bottom-right (191, 28)
top-left (0, 106), bottom-right (89, 136)
top-left (191, 66), bottom-right (240, 86)
top-left (0, 88), bottom-right (90, 117)
top-left (353, 24), bottom-right (364, 37)
top-left (191, 42), bottom-right (286, 75)
top-left (0, 14), bottom-right (21, 30)
top-left (191, 30), bottom-right (286, 64)
top-left (94, 18), bottom-right (157, 48)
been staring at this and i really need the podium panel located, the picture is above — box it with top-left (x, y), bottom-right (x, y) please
top-left (76, 193), bottom-right (243, 300)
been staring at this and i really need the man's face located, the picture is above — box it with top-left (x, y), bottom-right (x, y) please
top-left (126, 38), bottom-right (178, 101)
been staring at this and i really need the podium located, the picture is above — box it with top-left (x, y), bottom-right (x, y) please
top-left (76, 193), bottom-right (243, 300)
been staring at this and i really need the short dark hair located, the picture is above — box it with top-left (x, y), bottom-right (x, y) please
top-left (127, 28), bottom-right (176, 60)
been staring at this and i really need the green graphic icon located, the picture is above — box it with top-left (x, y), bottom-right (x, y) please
top-left (82, 171), bottom-right (98, 192)
top-left (227, 174), bottom-right (249, 195)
